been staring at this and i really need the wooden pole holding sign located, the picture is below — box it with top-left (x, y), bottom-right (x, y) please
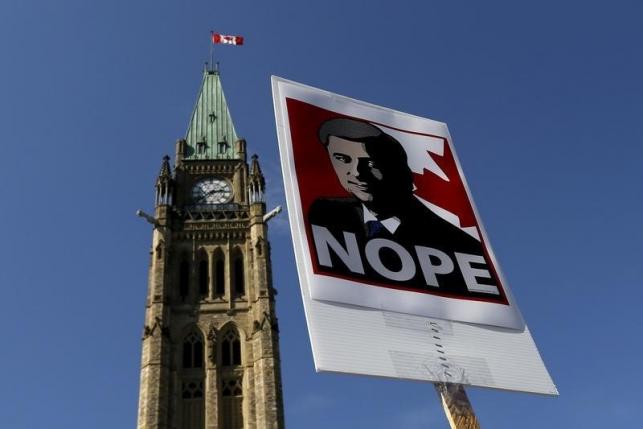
top-left (434, 383), bottom-right (480, 429)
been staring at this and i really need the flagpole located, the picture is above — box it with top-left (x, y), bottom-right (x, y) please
top-left (209, 31), bottom-right (215, 72)
top-left (434, 383), bottom-right (480, 429)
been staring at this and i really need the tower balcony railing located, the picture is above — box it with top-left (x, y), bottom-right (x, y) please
top-left (183, 203), bottom-right (249, 222)
top-left (188, 203), bottom-right (240, 211)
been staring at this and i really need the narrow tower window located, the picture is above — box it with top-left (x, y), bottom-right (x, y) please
top-left (198, 260), bottom-right (208, 297)
top-left (221, 328), bottom-right (241, 367)
top-left (180, 330), bottom-right (205, 429)
top-left (221, 377), bottom-right (243, 428)
top-left (213, 249), bottom-right (225, 296)
top-left (197, 250), bottom-right (208, 298)
top-left (233, 249), bottom-right (245, 297)
top-left (182, 331), bottom-right (204, 369)
top-left (219, 328), bottom-right (243, 429)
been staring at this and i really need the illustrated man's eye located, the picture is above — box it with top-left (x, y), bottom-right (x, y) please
top-left (332, 153), bottom-right (351, 163)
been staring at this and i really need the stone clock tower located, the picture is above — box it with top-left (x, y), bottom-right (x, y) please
top-left (136, 68), bottom-right (285, 429)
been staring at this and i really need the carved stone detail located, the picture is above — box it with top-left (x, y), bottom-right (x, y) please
top-left (142, 316), bottom-right (170, 340)
top-left (253, 311), bottom-right (279, 334)
top-left (207, 323), bottom-right (218, 364)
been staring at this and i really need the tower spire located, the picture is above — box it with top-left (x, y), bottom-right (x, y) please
top-left (155, 155), bottom-right (173, 207)
top-left (249, 154), bottom-right (266, 203)
top-left (183, 69), bottom-right (239, 160)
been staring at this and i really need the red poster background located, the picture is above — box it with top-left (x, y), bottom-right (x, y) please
top-left (286, 98), bottom-right (508, 304)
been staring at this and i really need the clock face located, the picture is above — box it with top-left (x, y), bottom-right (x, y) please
top-left (192, 178), bottom-right (233, 204)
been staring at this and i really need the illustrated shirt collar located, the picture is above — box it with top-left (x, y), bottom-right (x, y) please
top-left (362, 204), bottom-right (401, 234)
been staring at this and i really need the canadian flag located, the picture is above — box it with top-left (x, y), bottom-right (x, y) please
top-left (211, 33), bottom-right (244, 46)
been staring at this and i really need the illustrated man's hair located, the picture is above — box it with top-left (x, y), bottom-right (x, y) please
top-left (318, 118), bottom-right (414, 194)
top-left (319, 118), bottom-right (385, 146)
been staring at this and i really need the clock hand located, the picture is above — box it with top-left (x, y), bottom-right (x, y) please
top-left (197, 188), bottom-right (219, 203)
top-left (195, 191), bottom-right (210, 203)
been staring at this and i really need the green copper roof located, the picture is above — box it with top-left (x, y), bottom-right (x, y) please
top-left (184, 70), bottom-right (239, 160)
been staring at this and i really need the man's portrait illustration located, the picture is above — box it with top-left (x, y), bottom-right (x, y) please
top-left (285, 98), bottom-right (508, 305)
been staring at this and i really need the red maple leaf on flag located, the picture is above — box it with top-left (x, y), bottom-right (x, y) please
top-left (412, 141), bottom-right (478, 230)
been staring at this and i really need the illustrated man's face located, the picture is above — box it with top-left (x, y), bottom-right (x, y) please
top-left (327, 136), bottom-right (384, 203)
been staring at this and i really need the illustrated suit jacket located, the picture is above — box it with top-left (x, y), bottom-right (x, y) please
top-left (308, 197), bottom-right (503, 301)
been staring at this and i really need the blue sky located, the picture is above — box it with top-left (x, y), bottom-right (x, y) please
top-left (1, 0), bottom-right (641, 427)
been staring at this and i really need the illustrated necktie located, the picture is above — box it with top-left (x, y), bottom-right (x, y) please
top-left (366, 220), bottom-right (385, 238)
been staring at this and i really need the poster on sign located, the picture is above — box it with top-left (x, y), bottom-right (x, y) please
top-left (272, 77), bottom-right (557, 395)
top-left (273, 77), bottom-right (523, 330)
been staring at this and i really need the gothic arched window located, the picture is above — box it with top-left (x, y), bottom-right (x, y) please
top-left (197, 250), bottom-right (208, 298)
top-left (180, 329), bottom-right (205, 429)
top-left (218, 326), bottom-right (243, 429)
top-left (221, 376), bottom-right (243, 429)
top-left (213, 248), bottom-right (225, 297)
top-left (182, 331), bottom-right (204, 369)
top-left (232, 248), bottom-right (245, 297)
top-left (220, 328), bottom-right (241, 367)
top-left (198, 260), bottom-right (208, 297)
